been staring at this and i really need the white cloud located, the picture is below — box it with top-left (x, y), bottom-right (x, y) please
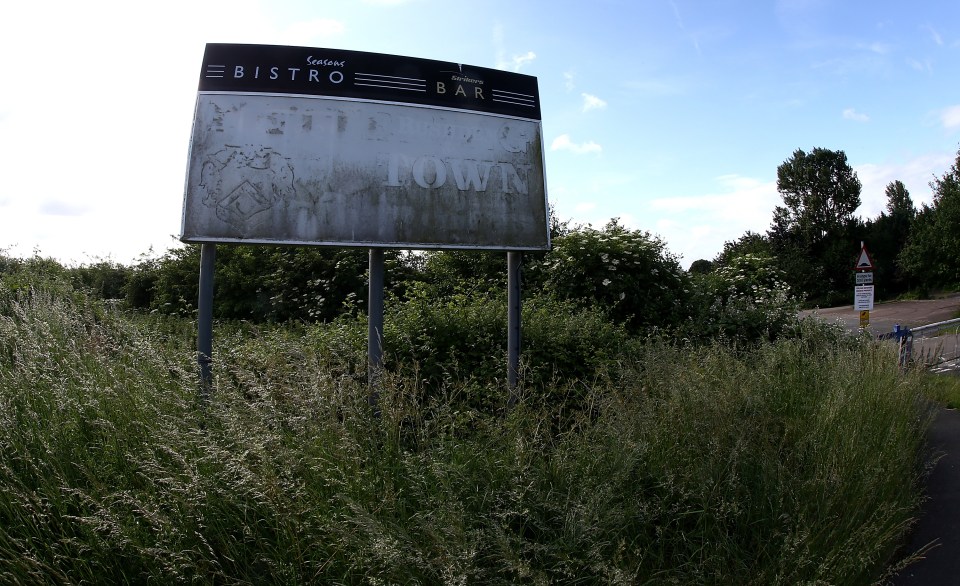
top-left (499, 51), bottom-right (537, 72)
top-left (907, 58), bottom-right (933, 74)
top-left (843, 108), bottom-right (870, 122)
top-left (581, 93), bottom-right (608, 112)
top-left (564, 71), bottom-right (576, 92)
top-left (854, 153), bottom-right (954, 217)
top-left (40, 200), bottom-right (92, 217)
top-left (941, 105), bottom-right (960, 130)
top-left (550, 134), bottom-right (602, 155)
top-left (858, 42), bottom-right (890, 55)
top-left (492, 24), bottom-right (537, 72)
top-left (925, 25), bottom-right (944, 46)
top-left (648, 174), bottom-right (780, 266)
top-left (575, 202), bottom-right (597, 214)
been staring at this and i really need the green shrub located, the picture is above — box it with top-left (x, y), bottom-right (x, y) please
top-left (526, 220), bottom-right (692, 332)
top-left (687, 253), bottom-right (800, 344)
top-left (69, 259), bottom-right (131, 300)
top-left (382, 289), bottom-right (632, 411)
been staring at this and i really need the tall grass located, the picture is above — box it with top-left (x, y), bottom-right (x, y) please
top-left (0, 276), bottom-right (935, 584)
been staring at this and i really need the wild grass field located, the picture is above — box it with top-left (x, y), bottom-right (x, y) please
top-left (0, 258), bottom-right (941, 584)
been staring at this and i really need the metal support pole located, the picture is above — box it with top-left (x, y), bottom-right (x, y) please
top-left (507, 251), bottom-right (522, 406)
top-left (368, 248), bottom-right (385, 409)
top-left (197, 243), bottom-right (216, 397)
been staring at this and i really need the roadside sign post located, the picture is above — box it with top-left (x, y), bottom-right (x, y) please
top-left (853, 242), bottom-right (875, 328)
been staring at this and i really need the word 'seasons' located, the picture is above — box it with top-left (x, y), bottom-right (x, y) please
top-left (383, 154), bottom-right (529, 195)
top-left (306, 56), bottom-right (346, 67)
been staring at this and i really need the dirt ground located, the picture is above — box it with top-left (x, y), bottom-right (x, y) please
top-left (801, 294), bottom-right (960, 336)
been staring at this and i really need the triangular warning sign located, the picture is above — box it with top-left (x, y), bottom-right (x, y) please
top-left (854, 245), bottom-right (874, 270)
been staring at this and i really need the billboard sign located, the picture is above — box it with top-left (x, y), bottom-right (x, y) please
top-left (181, 44), bottom-right (549, 250)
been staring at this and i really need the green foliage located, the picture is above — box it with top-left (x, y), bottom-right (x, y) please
top-left (899, 151), bottom-right (960, 290)
top-left (688, 258), bottom-right (714, 275)
top-left (69, 259), bottom-right (131, 300)
top-left (687, 253), bottom-right (800, 344)
top-left (0, 252), bottom-right (74, 303)
top-left (769, 147), bottom-right (864, 304)
top-left (0, 273), bottom-right (933, 584)
top-left (527, 220), bottom-right (692, 332)
top-left (922, 371), bottom-right (960, 409)
top-left (713, 231), bottom-right (772, 267)
top-left (121, 244), bottom-right (413, 322)
top-left (413, 249), bottom-right (508, 298)
top-left (383, 288), bottom-right (633, 410)
top-left (863, 182), bottom-right (916, 298)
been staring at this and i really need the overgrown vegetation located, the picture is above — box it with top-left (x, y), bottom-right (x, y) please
top-left (0, 248), bottom-right (941, 584)
top-left (3, 144), bottom-right (959, 583)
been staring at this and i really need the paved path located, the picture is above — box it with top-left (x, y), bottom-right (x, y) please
top-left (889, 407), bottom-right (960, 585)
top-left (801, 295), bottom-right (960, 337)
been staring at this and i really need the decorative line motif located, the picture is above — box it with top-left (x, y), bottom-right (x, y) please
top-left (205, 65), bottom-right (226, 78)
top-left (354, 72), bottom-right (427, 92)
top-left (491, 89), bottom-right (536, 108)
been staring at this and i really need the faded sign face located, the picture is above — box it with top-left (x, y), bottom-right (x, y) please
top-left (181, 44), bottom-right (548, 250)
top-left (182, 95), bottom-right (547, 249)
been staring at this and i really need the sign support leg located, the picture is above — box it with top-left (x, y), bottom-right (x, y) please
top-left (368, 248), bottom-right (385, 410)
top-left (197, 243), bottom-right (216, 398)
top-left (507, 251), bottom-right (522, 407)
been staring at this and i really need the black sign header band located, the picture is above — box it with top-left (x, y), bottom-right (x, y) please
top-left (198, 43), bottom-right (542, 120)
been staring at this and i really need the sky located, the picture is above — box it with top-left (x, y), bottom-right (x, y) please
top-left (2, 0), bottom-right (959, 268)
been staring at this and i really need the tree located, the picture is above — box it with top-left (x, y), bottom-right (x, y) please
top-left (899, 149), bottom-right (960, 290)
top-left (769, 148), bottom-right (863, 304)
top-left (713, 231), bottom-right (772, 268)
top-left (863, 180), bottom-right (915, 297)
top-left (688, 259), bottom-right (714, 275)
top-left (772, 148), bottom-right (862, 246)
top-left (884, 180), bottom-right (915, 219)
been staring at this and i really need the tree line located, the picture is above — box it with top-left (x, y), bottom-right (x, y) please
top-left (33, 144), bottom-right (960, 341)
top-left (692, 145), bottom-right (960, 306)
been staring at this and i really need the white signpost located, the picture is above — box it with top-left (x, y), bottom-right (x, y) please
top-left (853, 242), bottom-right (875, 326)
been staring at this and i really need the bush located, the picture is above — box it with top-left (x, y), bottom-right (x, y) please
top-left (526, 220), bottom-right (692, 332)
top-left (122, 244), bottom-right (415, 323)
top-left (381, 288), bottom-right (633, 411)
top-left (69, 259), bottom-right (131, 300)
top-left (687, 253), bottom-right (800, 344)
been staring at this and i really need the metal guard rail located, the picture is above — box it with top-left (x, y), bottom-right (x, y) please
top-left (878, 318), bottom-right (960, 371)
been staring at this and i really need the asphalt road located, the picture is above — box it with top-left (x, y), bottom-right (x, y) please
top-left (802, 295), bottom-right (960, 337)
top-left (889, 408), bottom-right (960, 586)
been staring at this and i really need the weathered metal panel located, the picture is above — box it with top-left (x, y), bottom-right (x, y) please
top-left (181, 44), bottom-right (549, 250)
